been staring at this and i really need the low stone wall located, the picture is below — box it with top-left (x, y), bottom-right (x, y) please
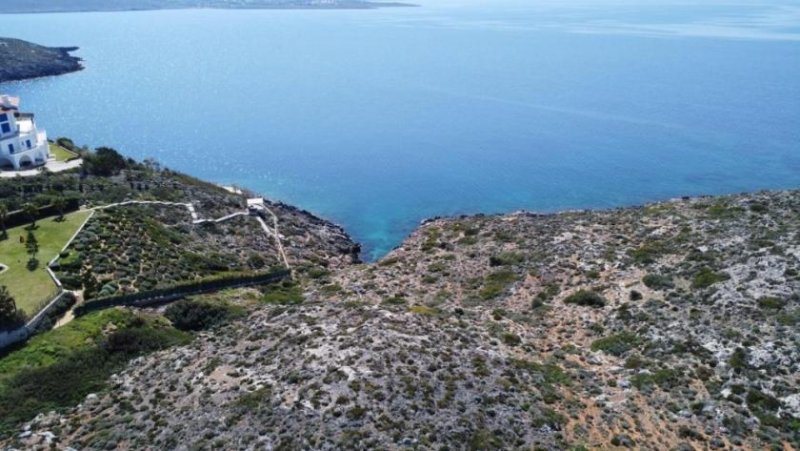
top-left (1, 270), bottom-right (290, 352)
top-left (0, 291), bottom-right (75, 352)
top-left (75, 269), bottom-right (291, 316)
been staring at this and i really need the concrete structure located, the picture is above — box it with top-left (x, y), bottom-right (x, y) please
top-left (0, 95), bottom-right (50, 170)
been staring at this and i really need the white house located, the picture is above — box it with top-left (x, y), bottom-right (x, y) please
top-left (0, 95), bottom-right (50, 170)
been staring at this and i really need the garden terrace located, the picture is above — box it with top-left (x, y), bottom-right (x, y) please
top-left (0, 145), bottom-right (360, 274)
top-left (48, 143), bottom-right (79, 162)
top-left (56, 205), bottom-right (281, 299)
top-left (0, 210), bottom-right (91, 315)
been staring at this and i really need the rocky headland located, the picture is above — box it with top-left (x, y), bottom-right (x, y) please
top-left (0, 38), bottom-right (83, 83)
top-left (2, 179), bottom-right (798, 449)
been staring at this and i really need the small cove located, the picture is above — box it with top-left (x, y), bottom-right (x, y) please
top-left (2, 0), bottom-right (799, 260)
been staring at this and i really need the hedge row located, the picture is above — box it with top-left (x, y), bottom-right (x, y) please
top-left (2, 199), bottom-right (81, 229)
top-left (74, 269), bottom-right (290, 316)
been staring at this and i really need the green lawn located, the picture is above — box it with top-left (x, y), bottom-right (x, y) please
top-left (48, 143), bottom-right (79, 162)
top-left (0, 210), bottom-right (92, 315)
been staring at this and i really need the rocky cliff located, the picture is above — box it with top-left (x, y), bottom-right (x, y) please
top-left (0, 38), bottom-right (83, 83)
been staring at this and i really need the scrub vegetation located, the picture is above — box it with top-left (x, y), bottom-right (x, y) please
top-left (3, 152), bottom-right (799, 450)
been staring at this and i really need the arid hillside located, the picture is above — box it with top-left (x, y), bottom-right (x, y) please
top-left (4, 189), bottom-right (800, 450)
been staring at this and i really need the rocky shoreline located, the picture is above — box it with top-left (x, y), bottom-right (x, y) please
top-left (3, 186), bottom-right (798, 449)
top-left (0, 38), bottom-right (83, 83)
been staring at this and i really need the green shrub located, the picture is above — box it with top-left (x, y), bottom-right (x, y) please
top-left (777, 310), bottom-right (800, 326)
top-left (502, 332), bottom-right (521, 346)
top-left (84, 147), bottom-right (129, 177)
top-left (590, 331), bottom-right (643, 356)
top-left (630, 368), bottom-right (682, 390)
top-left (728, 347), bottom-right (748, 370)
top-left (692, 268), bottom-right (730, 289)
top-left (0, 286), bottom-right (27, 331)
top-left (531, 407), bottom-right (566, 429)
top-left (382, 295), bottom-right (406, 306)
top-left (346, 405), bottom-right (367, 420)
top-left (102, 326), bottom-right (186, 353)
top-left (247, 254), bottom-right (267, 270)
top-left (234, 388), bottom-right (272, 411)
top-left (489, 252), bottom-right (523, 267)
top-left (164, 299), bottom-right (242, 331)
top-left (261, 282), bottom-right (303, 305)
top-left (320, 283), bottom-right (343, 295)
top-left (624, 354), bottom-right (647, 369)
top-left (677, 426), bottom-right (705, 441)
top-left (706, 202), bottom-right (744, 219)
top-left (757, 296), bottom-right (784, 310)
top-left (746, 389), bottom-right (781, 413)
top-left (628, 241), bottom-right (667, 264)
top-left (642, 274), bottom-right (674, 290)
top-left (564, 290), bottom-right (606, 308)
top-left (468, 429), bottom-right (502, 450)
top-left (479, 270), bottom-right (518, 300)
top-left (511, 359), bottom-right (571, 386)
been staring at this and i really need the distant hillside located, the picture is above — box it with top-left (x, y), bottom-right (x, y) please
top-left (0, 38), bottom-right (83, 83)
top-left (0, 0), bottom-right (411, 13)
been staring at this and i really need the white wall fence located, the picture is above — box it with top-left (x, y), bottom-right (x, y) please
top-left (0, 291), bottom-right (73, 352)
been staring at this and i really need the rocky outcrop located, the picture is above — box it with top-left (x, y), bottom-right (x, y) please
top-left (0, 38), bottom-right (83, 83)
top-left (3, 189), bottom-right (800, 450)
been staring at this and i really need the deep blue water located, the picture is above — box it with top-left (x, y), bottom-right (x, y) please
top-left (3, 0), bottom-right (800, 260)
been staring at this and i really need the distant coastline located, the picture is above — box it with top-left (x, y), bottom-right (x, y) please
top-left (0, 38), bottom-right (83, 83)
top-left (0, 0), bottom-right (415, 14)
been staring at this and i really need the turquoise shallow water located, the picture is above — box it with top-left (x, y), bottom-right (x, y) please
top-left (2, 0), bottom-right (800, 260)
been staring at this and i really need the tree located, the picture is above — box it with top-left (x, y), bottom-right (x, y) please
top-left (56, 137), bottom-right (76, 151)
top-left (53, 196), bottom-right (66, 221)
top-left (82, 272), bottom-right (100, 300)
top-left (26, 229), bottom-right (39, 270)
top-left (0, 203), bottom-right (7, 239)
top-left (85, 147), bottom-right (127, 176)
top-left (22, 202), bottom-right (37, 229)
top-left (0, 285), bottom-right (24, 330)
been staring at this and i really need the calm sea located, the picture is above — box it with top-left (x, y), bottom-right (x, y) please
top-left (3, 0), bottom-right (800, 260)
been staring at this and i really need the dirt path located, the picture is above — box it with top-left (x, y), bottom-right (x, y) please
top-left (256, 214), bottom-right (291, 271)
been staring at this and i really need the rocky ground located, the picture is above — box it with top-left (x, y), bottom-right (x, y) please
top-left (0, 38), bottom-right (82, 83)
top-left (4, 189), bottom-right (800, 450)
